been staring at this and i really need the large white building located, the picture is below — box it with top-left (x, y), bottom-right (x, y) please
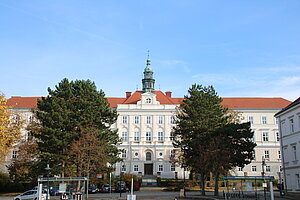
top-left (275, 97), bottom-right (300, 192)
top-left (3, 58), bottom-right (291, 183)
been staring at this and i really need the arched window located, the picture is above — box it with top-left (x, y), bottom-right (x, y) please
top-left (146, 152), bottom-right (152, 161)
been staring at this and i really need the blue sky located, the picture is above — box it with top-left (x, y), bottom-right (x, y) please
top-left (1, 0), bottom-right (299, 101)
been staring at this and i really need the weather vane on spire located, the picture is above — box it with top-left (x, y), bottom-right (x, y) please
top-left (147, 50), bottom-right (150, 60)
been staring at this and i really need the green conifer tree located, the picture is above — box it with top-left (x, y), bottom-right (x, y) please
top-left (31, 78), bottom-right (120, 177)
top-left (173, 84), bottom-right (228, 195)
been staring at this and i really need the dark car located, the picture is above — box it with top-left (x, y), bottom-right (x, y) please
top-left (115, 181), bottom-right (127, 193)
top-left (100, 184), bottom-right (111, 193)
top-left (88, 184), bottom-right (98, 193)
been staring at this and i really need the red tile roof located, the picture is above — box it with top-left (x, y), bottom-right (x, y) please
top-left (107, 98), bottom-right (126, 108)
top-left (221, 97), bottom-right (291, 109)
top-left (122, 91), bottom-right (178, 105)
top-left (6, 94), bottom-right (291, 110)
top-left (275, 97), bottom-right (300, 116)
top-left (6, 97), bottom-right (42, 109)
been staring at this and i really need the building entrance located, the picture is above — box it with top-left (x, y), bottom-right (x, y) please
top-left (144, 164), bottom-right (153, 175)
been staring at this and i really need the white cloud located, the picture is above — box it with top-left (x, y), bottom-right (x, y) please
top-left (269, 66), bottom-right (300, 72)
top-left (276, 76), bottom-right (300, 86)
top-left (158, 59), bottom-right (190, 73)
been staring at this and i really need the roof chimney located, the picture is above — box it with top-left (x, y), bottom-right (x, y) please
top-left (126, 92), bottom-right (132, 98)
top-left (166, 91), bottom-right (172, 98)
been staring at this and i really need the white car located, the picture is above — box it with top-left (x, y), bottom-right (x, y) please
top-left (14, 190), bottom-right (47, 200)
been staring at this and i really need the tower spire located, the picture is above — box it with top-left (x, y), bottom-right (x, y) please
top-left (142, 51), bottom-right (155, 93)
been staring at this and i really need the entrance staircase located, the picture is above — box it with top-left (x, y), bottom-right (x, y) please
top-left (141, 175), bottom-right (157, 186)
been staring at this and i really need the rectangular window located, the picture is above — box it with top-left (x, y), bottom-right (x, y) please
top-left (121, 164), bottom-right (126, 172)
top-left (170, 116), bottom-right (176, 124)
top-left (251, 166), bottom-right (257, 172)
top-left (278, 150), bottom-right (281, 159)
top-left (134, 132), bottom-right (140, 142)
top-left (248, 116), bottom-right (254, 124)
top-left (262, 132), bottom-right (269, 142)
top-left (134, 116), bottom-right (140, 124)
top-left (238, 167), bottom-right (243, 171)
top-left (158, 116), bottom-right (163, 124)
top-left (170, 132), bottom-right (174, 141)
top-left (171, 164), bottom-right (176, 171)
top-left (276, 132), bottom-right (280, 142)
top-left (158, 132), bottom-right (164, 142)
top-left (134, 165), bottom-right (139, 172)
top-left (266, 166), bottom-right (271, 172)
top-left (253, 150), bottom-right (256, 160)
top-left (121, 150), bottom-right (126, 159)
top-left (29, 116), bottom-right (34, 122)
top-left (170, 150), bottom-right (176, 158)
top-left (12, 151), bottom-right (17, 159)
top-left (122, 116), bottom-right (128, 124)
top-left (296, 174), bottom-right (300, 189)
top-left (146, 132), bottom-right (152, 142)
top-left (292, 145), bottom-right (297, 161)
top-left (252, 131), bottom-right (256, 142)
top-left (146, 116), bottom-right (152, 124)
top-left (158, 164), bottom-right (163, 172)
top-left (262, 116), bottom-right (267, 124)
top-left (121, 132), bottom-right (128, 142)
top-left (264, 150), bottom-right (270, 160)
top-left (290, 118), bottom-right (294, 133)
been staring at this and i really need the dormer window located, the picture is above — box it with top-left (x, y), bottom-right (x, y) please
top-left (146, 98), bottom-right (152, 104)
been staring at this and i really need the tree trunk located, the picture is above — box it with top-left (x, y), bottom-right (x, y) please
top-left (214, 171), bottom-right (220, 196)
top-left (199, 173), bottom-right (206, 196)
top-left (62, 161), bottom-right (65, 178)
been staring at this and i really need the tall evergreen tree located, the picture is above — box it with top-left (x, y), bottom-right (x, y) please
top-left (211, 122), bottom-right (256, 196)
top-left (174, 84), bottom-right (256, 196)
top-left (30, 78), bottom-right (120, 177)
top-left (173, 84), bottom-right (228, 195)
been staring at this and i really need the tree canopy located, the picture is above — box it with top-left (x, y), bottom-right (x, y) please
top-left (173, 84), bottom-right (256, 196)
top-left (30, 78), bottom-right (120, 177)
top-left (0, 93), bottom-right (22, 164)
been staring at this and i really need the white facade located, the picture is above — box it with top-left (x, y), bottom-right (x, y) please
top-left (2, 96), bottom-right (290, 182)
top-left (232, 109), bottom-right (282, 180)
top-left (275, 98), bottom-right (300, 192)
top-left (112, 92), bottom-right (184, 179)
top-left (1, 107), bottom-right (34, 172)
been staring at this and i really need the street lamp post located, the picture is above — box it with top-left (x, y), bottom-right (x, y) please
top-left (262, 157), bottom-right (266, 200)
top-left (119, 162), bottom-right (123, 198)
top-left (45, 164), bottom-right (51, 200)
top-left (182, 163), bottom-right (187, 197)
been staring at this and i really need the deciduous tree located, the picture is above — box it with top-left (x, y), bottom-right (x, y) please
top-left (7, 139), bottom-right (39, 183)
top-left (0, 93), bottom-right (22, 164)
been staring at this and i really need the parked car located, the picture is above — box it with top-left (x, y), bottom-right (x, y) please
top-left (14, 190), bottom-right (47, 200)
top-left (88, 184), bottom-right (98, 193)
top-left (100, 184), bottom-right (111, 193)
top-left (115, 181), bottom-right (127, 193)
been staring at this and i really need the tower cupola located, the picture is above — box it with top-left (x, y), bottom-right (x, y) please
top-left (142, 53), bottom-right (155, 93)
